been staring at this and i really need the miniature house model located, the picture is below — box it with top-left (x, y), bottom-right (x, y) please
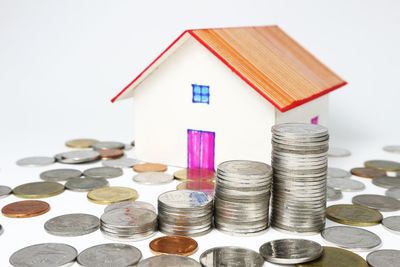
top-left (112, 26), bottom-right (346, 170)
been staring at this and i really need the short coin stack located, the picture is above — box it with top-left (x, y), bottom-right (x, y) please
top-left (271, 123), bottom-right (329, 234)
top-left (158, 190), bottom-right (213, 237)
top-left (214, 160), bottom-right (272, 235)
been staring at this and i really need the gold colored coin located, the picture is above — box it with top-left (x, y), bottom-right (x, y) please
top-left (326, 204), bottom-right (382, 226)
top-left (364, 160), bottom-right (400, 172)
top-left (176, 181), bottom-right (215, 196)
top-left (296, 246), bottom-right (367, 267)
top-left (13, 182), bottom-right (65, 199)
top-left (149, 235), bottom-right (198, 256)
top-left (87, 186), bottom-right (138, 204)
top-left (350, 167), bottom-right (386, 178)
top-left (65, 138), bottom-right (99, 148)
top-left (173, 168), bottom-right (216, 181)
top-left (133, 163), bottom-right (167, 173)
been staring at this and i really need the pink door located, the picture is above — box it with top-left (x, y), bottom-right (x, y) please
top-left (187, 130), bottom-right (215, 170)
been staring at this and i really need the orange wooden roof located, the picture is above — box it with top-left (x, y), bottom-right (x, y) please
top-left (113, 26), bottom-right (346, 112)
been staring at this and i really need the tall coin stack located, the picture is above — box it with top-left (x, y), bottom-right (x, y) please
top-left (158, 190), bottom-right (213, 236)
top-left (214, 160), bottom-right (273, 235)
top-left (271, 123), bottom-right (329, 234)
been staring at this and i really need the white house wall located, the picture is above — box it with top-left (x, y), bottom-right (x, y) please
top-left (133, 36), bottom-right (275, 167)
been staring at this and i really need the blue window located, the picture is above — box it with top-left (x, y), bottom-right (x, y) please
top-left (192, 84), bottom-right (210, 104)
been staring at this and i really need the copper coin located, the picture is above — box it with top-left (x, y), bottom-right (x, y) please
top-left (149, 235), bottom-right (198, 256)
top-left (2, 200), bottom-right (50, 218)
top-left (133, 163), bottom-right (167, 173)
top-left (173, 168), bottom-right (216, 181)
top-left (351, 167), bottom-right (386, 178)
top-left (95, 149), bottom-right (124, 159)
top-left (131, 140), bottom-right (135, 147)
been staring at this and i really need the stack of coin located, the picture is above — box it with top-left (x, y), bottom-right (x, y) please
top-left (271, 123), bottom-right (329, 234)
top-left (158, 190), bottom-right (213, 236)
top-left (100, 207), bottom-right (157, 241)
top-left (214, 160), bottom-right (272, 235)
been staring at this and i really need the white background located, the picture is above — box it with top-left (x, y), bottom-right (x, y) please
top-left (0, 0), bottom-right (400, 266)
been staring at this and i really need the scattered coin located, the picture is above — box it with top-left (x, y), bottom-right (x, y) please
top-left (372, 176), bottom-right (400, 188)
top-left (327, 178), bottom-right (365, 192)
top-left (259, 239), bottom-right (323, 264)
top-left (87, 186), bottom-right (138, 204)
top-left (365, 160), bottom-right (400, 172)
top-left (381, 216), bottom-right (400, 234)
top-left (383, 145), bottom-right (400, 154)
top-left (176, 181), bottom-right (215, 196)
top-left (327, 187), bottom-right (342, 201)
top-left (173, 168), bottom-right (216, 181)
top-left (352, 194), bottom-right (400, 212)
top-left (13, 181), bottom-right (64, 199)
top-left (91, 141), bottom-right (125, 150)
top-left (16, 156), bottom-right (55, 167)
top-left (102, 157), bottom-right (142, 168)
top-left (9, 243), bottom-right (78, 267)
top-left (65, 138), bottom-right (99, 148)
top-left (200, 246), bottom-right (264, 267)
top-left (95, 149), bottom-right (124, 159)
top-left (367, 249), bottom-right (400, 267)
top-left (296, 246), bottom-right (368, 267)
top-left (133, 172), bottom-right (173, 185)
top-left (65, 177), bottom-right (109, 192)
top-left (139, 254), bottom-right (201, 267)
top-left (351, 167), bottom-right (386, 178)
top-left (326, 204), bottom-right (382, 226)
top-left (327, 167), bottom-right (351, 179)
top-left (2, 200), bottom-right (50, 218)
top-left (386, 187), bottom-right (400, 200)
top-left (134, 163), bottom-right (167, 173)
top-left (328, 147), bottom-right (351, 157)
top-left (321, 226), bottom-right (381, 251)
top-left (83, 166), bottom-right (123, 179)
top-left (40, 168), bottom-right (82, 181)
top-left (0, 185), bottom-right (12, 198)
top-left (150, 235), bottom-right (198, 256)
top-left (44, 213), bottom-right (100, 237)
top-left (55, 150), bottom-right (100, 164)
top-left (77, 243), bottom-right (142, 267)
top-left (104, 200), bottom-right (156, 213)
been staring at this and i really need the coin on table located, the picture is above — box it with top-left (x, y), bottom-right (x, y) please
top-left (259, 239), bottom-right (323, 264)
top-left (367, 249), bottom-right (400, 267)
top-left (381, 216), bottom-right (400, 234)
top-left (328, 147), bottom-right (351, 157)
top-left (95, 149), bottom-right (124, 159)
top-left (10, 243), bottom-right (77, 267)
top-left (372, 176), bottom-right (400, 188)
top-left (40, 168), bottom-right (82, 181)
top-left (16, 156), bottom-right (55, 167)
top-left (91, 141), bottom-right (125, 150)
top-left (2, 200), bottom-right (50, 218)
top-left (87, 186), bottom-right (138, 204)
top-left (326, 204), bottom-right (382, 226)
top-left (65, 138), bottom-right (99, 148)
top-left (386, 187), bottom-right (400, 200)
top-left (0, 185), bottom-right (12, 198)
top-left (200, 246), bottom-right (264, 267)
top-left (83, 166), bottom-right (123, 179)
top-left (104, 200), bottom-right (156, 213)
top-left (328, 167), bottom-right (352, 179)
top-left (176, 181), bottom-right (215, 196)
top-left (102, 157), bottom-right (142, 168)
top-left (78, 243), bottom-right (142, 267)
top-left (327, 186), bottom-right (342, 201)
top-left (351, 167), bottom-right (386, 178)
top-left (321, 226), bottom-right (381, 251)
top-left (134, 163), bottom-right (167, 173)
top-left (133, 172), bottom-right (173, 185)
top-left (296, 246), bottom-right (368, 267)
top-left (383, 145), bottom-right (400, 154)
top-left (44, 213), bottom-right (100, 237)
top-left (55, 150), bottom-right (100, 164)
top-left (174, 168), bottom-right (215, 181)
top-left (139, 254), bottom-right (201, 267)
top-left (13, 181), bottom-right (64, 199)
top-left (365, 160), bottom-right (400, 172)
top-left (352, 194), bottom-right (400, 212)
top-left (65, 177), bottom-right (109, 192)
top-left (150, 235), bottom-right (198, 256)
top-left (327, 178), bottom-right (365, 192)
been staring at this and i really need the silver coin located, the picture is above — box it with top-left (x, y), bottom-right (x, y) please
top-left (321, 226), bottom-right (381, 251)
top-left (9, 243), bottom-right (77, 267)
top-left (159, 190), bottom-right (213, 209)
top-left (83, 166), bottom-right (123, 179)
top-left (382, 216), bottom-right (400, 234)
top-left (65, 177), bottom-right (109, 192)
top-left (91, 141), bottom-right (125, 150)
top-left (40, 169), bottom-right (82, 181)
top-left (55, 150), bottom-right (100, 164)
top-left (367, 249), bottom-right (400, 267)
top-left (200, 246), bottom-right (263, 267)
top-left (327, 186), bottom-right (342, 201)
top-left (272, 123), bottom-right (328, 137)
top-left (373, 176), bottom-right (400, 188)
top-left (133, 172), bottom-right (173, 185)
top-left (328, 167), bottom-right (351, 178)
top-left (328, 147), bottom-right (351, 157)
top-left (383, 145), bottom-right (400, 154)
top-left (44, 213), bottom-right (99, 236)
top-left (102, 157), bottom-right (142, 168)
top-left (259, 239), bottom-right (322, 264)
top-left (352, 194), bottom-right (400, 212)
top-left (386, 187), bottom-right (400, 200)
top-left (0, 185), bottom-right (12, 198)
top-left (104, 200), bottom-right (156, 213)
top-left (77, 243), bottom-right (142, 267)
top-left (139, 255), bottom-right (200, 267)
top-left (16, 156), bottom-right (55, 167)
top-left (327, 178), bottom-right (365, 192)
